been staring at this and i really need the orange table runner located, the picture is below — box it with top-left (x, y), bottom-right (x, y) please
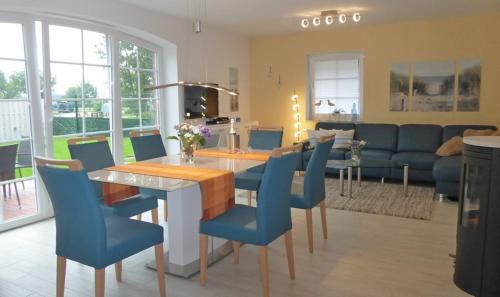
top-left (106, 162), bottom-right (235, 220)
top-left (102, 183), bottom-right (140, 205)
top-left (194, 149), bottom-right (270, 161)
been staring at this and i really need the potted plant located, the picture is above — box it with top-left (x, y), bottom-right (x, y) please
top-left (349, 140), bottom-right (367, 162)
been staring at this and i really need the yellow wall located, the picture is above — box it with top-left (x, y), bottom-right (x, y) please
top-left (250, 12), bottom-right (500, 145)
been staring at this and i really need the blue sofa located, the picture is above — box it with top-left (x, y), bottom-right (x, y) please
top-left (302, 122), bottom-right (497, 198)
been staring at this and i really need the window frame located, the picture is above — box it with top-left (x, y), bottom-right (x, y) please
top-left (307, 52), bottom-right (364, 121)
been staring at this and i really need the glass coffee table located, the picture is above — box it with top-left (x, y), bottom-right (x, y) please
top-left (327, 159), bottom-right (409, 198)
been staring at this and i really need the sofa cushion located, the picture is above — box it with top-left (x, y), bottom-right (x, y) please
top-left (354, 123), bottom-right (398, 151)
top-left (433, 156), bottom-right (462, 182)
top-left (315, 122), bottom-right (356, 131)
top-left (345, 149), bottom-right (393, 160)
top-left (442, 125), bottom-right (497, 142)
top-left (392, 152), bottom-right (439, 170)
top-left (397, 124), bottom-right (442, 153)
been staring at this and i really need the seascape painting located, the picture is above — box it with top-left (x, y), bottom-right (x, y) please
top-left (457, 59), bottom-right (481, 112)
top-left (411, 61), bottom-right (455, 112)
top-left (389, 63), bottom-right (410, 111)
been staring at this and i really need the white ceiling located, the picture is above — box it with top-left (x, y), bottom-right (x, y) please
top-left (118, 0), bottom-right (500, 36)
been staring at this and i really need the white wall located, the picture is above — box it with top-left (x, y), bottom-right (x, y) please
top-left (0, 0), bottom-right (251, 151)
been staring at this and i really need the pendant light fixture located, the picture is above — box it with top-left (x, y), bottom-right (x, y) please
top-left (145, 0), bottom-right (239, 97)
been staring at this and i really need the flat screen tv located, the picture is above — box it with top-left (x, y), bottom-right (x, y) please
top-left (184, 85), bottom-right (219, 119)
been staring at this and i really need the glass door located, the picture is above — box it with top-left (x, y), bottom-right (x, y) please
top-left (0, 21), bottom-right (45, 229)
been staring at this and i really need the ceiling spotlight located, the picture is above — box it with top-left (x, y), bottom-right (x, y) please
top-left (353, 12), bottom-right (361, 22)
top-left (325, 15), bottom-right (334, 25)
top-left (339, 14), bottom-right (347, 24)
top-left (312, 17), bottom-right (321, 26)
top-left (301, 18), bottom-right (309, 28)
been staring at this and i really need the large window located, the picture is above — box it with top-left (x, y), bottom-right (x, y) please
top-left (0, 14), bottom-right (165, 230)
top-left (49, 25), bottom-right (113, 159)
top-left (308, 53), bottom-right (363, 121)
top-left (0, 22), bottom-right (38, 223)
top-left (119, 41), bottom-right (160, 162)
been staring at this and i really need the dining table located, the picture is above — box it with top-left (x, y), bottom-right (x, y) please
top-left (88, 149), bottom-right (267, 278)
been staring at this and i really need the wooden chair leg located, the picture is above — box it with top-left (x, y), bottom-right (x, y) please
top-left (199, 234), bottom-right (208, 286)
top-left (259, 246), bottom-right (270, 297)
top-left (232, 241), bottom-right (240, 264)
top-left (137, 214), bottom-right (142, 221)
top-left (56, 256), bottom-right (66, 297)
top-left (319, 201), bottom-right (328, 240)
top-left (164, 201), bottom-right (168, 222)
top-left (115, 261), bottom-right (122, 282)
top-left (306, 209), bottom-right (314, 253)
top-left (95, 268), bottom-right (105, 297)
top-left (284, 230), bottom-right (295, 280)
top-left (247, 191), bottom-right (252, 206)
top-left (155, 244), bottom-right (167, 297)
top-left (152, 208), bottom-right (159, 224)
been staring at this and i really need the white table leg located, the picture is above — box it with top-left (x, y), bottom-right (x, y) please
top-left (146, 183), bottom-right (231, 278)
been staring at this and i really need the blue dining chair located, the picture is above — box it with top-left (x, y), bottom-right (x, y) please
top-left (199, 144), bottom-right (301, 297)
top-left (130, 130), bottom-right (169, 221)
top-left (290, 135), bottom-right (335, 253)
top-left (35, 157), bottom-right (166, 297)
top-left (235, 126), bottom-right (284, 205)
top-left (67, 136), bottom-right (159, 223)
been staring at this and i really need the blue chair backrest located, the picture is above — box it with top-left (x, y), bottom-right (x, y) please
top-left (248, 129), bottom-right (283, 150)
top-left (130, 134), bottom-right (167, 161)
top-left (256, 152), bottom-right (299, 244)
top-left (37, 164), bottom-right (106, 266)
top-left (304, 139), bottom-right (335, 207)
top-left (68, 140), bottom-right (115, 197)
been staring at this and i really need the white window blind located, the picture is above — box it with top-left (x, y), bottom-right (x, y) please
top-left (308, 53), bottom-right (363, 121)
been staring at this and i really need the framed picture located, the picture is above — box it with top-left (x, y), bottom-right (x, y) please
top-left (229, 67), bottom-right (239, 112)
top-left (457, 59), bottom-right (481, 112)
top-left (389, 63), bottom-right (410, 112)
top-left (411, 61), bottom-right (455, 112)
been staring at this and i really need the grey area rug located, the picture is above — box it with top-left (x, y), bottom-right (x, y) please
top-left (292, 176), bottom-right (435, 220)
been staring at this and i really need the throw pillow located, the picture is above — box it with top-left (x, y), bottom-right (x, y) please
top-left (436, 136), bottom-right (463, 157)
top-left (321, 129), bottom-right (355, 149)
top-left (306, 129), bottom-right (336, 146)
top-left (463, 129), bottom-right (495, 137)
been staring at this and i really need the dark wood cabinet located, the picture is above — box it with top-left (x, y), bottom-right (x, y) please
top-left (455, 144), bottom-right (500, 297)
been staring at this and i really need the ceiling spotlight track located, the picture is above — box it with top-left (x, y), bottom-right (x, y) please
top-left (300, 10), bottom-right (361, 28)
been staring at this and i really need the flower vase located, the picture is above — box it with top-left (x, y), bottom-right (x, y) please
top-left (351, 148), bottom-right (361, 162)
top-left (182, 142), bottom-right (196, 164)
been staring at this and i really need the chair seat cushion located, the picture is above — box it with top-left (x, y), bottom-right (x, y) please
top-left (235, 171), bottom-right (263, 191)
top-left (200, 204), bottom-right (264, 245)
top-left (139, 188), bottom-right (168, 200)
top-left (111, 194), bottom-right (158, 218)
top-left (104, 216), bottom-right (164, 268)
top-left (290, 193), bottom-right (311, 209)
top-left (392, 152), bottom-right (439, 170)
top-left (433, 156), bottom-right (462, 182)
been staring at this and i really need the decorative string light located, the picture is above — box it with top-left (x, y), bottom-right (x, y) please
top-left (300, 10), bottom-right (361, 29)
top-left (291, 93), bottom-right (301, 141)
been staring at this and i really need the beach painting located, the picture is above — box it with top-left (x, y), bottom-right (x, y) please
top-left (389, 63), bottom-right (410, 111)
top-left (412, 61), bottom-right (455, 112)
top-left (457, 59), bottom-right (481, 112)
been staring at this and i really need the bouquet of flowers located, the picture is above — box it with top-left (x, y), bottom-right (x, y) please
top-left (168, 123), bottom-right (211, 163)
top-left (349, 140), bottom-right (367, 161)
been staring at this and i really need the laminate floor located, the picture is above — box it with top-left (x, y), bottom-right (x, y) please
top-left (0, 194), bottom-right (468, 297)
